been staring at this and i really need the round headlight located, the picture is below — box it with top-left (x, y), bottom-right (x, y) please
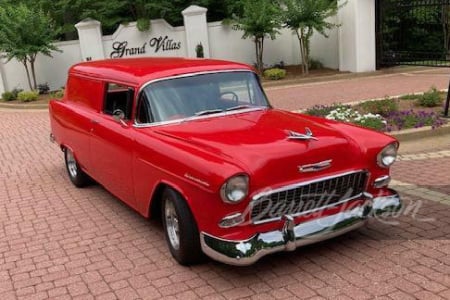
top-left (220, 175), bottom-right (249, 204)
top-left (377, 143), bottom-right (398, 168)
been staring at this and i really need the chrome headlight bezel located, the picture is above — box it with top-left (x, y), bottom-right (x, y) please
top-left (220, 174), bottom-right (249, 204)
top-left (377, 143), bottom-right (398, 168)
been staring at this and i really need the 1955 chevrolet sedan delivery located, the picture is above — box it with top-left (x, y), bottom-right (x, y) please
top-left (49, 58), bottom-right (402, 266)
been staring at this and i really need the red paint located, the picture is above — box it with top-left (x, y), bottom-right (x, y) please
top-left (49, 58), bottom-right (399, 241)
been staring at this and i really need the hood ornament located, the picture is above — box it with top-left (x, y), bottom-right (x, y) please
top-left (287, 128), bottom-right (318, 141)
top-left (299, 160), bottom-right (332, 173)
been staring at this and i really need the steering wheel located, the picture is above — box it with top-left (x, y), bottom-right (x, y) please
top-left (220, 91), bottom-right (239, 104)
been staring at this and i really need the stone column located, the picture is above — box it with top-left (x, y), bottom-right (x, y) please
top-left (75, 18), bottom-right (105, 61)
top-left (338, 0), bottom-right (376, 72)
top-left (182, 5), bottom-right (211, 58)
top-left (0, 62), bottom-right (6, 94)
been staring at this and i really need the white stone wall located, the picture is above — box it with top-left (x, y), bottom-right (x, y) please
top-left (0, 40), bottom-right (82, 92)
top-left (0, 1), bottom-right (375, 94)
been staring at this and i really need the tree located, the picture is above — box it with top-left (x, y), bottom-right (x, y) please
top-left (228, 0), bottom-right (281, 73)
top-left (0, 4), bottom-right (60, 90)
top-left (280, 0), bottom-right (343, 74)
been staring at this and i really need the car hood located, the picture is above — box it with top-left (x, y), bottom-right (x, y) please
top-left (154, 109), bottom-right (365, 190)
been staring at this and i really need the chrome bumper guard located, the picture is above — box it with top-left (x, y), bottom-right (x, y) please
top-left (200, 189), bottom-right (401, 266)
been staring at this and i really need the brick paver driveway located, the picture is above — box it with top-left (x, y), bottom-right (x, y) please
top-left (266, 68), bottom-right (450, 111)
top-left (1, 109), bottom-right (449, 300)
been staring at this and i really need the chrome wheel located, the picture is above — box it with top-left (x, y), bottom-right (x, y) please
top-left (164, 198), bottom-right (180, 250)
top-left (66, 150), bottom-right (78, 178)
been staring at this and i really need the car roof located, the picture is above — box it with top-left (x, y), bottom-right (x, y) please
top-left (69, 57), bottom-right (254, 86)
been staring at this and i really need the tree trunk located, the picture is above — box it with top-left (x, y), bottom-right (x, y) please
top-left (259, 37), bottom-right (265, 73)
top-left (29, 55), bottom-right (37, 90)
top-left (301, 29), bottom-right (309, 75)
top-left (296, 29), bottom-right (308, 75)
top-left (254, 37), bottom-right (264, 74)
top-left (21, 59), bottom-right (33, 90)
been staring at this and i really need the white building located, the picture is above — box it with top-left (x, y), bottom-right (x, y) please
top-left (0, 0), bottom-right (376, 94)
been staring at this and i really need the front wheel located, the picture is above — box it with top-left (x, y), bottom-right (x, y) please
top-left (161, 188), bottom-right (204, 265)
top-left (64, 148), bottom-right (91, 187)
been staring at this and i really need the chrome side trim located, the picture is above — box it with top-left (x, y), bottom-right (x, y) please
top-left (200, 189), bottom-right (401, 266)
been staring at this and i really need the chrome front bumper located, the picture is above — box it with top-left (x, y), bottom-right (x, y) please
top-left (200, 190), bottom-right (401, 266)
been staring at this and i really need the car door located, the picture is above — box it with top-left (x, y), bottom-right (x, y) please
top-left (89, 82), bottom-right (137, 209)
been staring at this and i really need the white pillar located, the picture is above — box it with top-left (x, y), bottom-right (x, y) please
top-left (182, 5), bottom-right (211, 58)
top-left (0, 62), bottom-right (6, 94)
top-left (338, 0), bottom-right (376, 72)
top-left (75, 18), bottom-right (105, 61)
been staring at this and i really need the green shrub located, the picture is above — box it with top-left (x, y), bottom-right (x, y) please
top-left (399, 94), bottom-right (418, 101)
top-left (359, 97), bottom-right (399, 116)
top-left (50, 89), bottom-right (64, 98)
top-left (309, 59), bottom-right (324, 70)
top-left (353, 116), bottom-right (386, 131)
top-left (17, 90), bottom-right (39, 102)
top-left (263, 68), bottom-right (286, 80)
top-left (1, 91), bottom-right (15, 101)
top-left (417, 87), bottom-right (442, 107)
top-left (305, 103), bottom-right (350, 117)
top-left (11, 88), bottom-right (23, 99)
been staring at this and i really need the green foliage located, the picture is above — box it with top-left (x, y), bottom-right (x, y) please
top-left (354, 117), bottom-right (386, 131)
top-left (304, 103), bottom-right (349, 117)
top-left (0, 4), bottom-right (60, 90)
top-left (417, 87), bottom-right (442, 107)
top-left (308, 58), bottom-right (324, 70)
top-left (50, 89), bottom-right (65, 98)
top-left (399, 94), bottom-right (419, 100)
top-left (228, 0), bottom-right (281, 73)
top-left (1, 91), bottom-right (15, 101)
top-left (11, 88), bottom-right (23, 99)
top-left (17, 90), bottom-right (39, 102)
top-left (136, 18), bottom-right (150, 31)
top-left (279, 0), bottom-right (343, 74)
top-left (358, 98), bottom-right (399, 116)
top-left (263, 68), bottom-right (286, 80)
top-left (195, 43), bottom-right (204, 58)
top-left (385, 110), bottom-right (446, 131)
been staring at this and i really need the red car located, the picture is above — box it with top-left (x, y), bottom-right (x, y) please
top-left (49, 58), bottom-right (401, 266)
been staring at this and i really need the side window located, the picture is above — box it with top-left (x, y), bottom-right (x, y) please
top-left (104, 83), bottom-right (134, 120)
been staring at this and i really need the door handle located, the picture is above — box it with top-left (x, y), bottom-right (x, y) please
top-left (91, 119), bottom-right (100, 124)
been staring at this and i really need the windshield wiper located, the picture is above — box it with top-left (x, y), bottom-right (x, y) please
top-left (195, 109), bottom-right (224, 116)
top-left (225, 105), bottom-right (253, 112)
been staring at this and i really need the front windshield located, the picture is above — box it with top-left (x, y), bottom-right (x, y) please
top-left (139, 71), bottom-right (270, 123)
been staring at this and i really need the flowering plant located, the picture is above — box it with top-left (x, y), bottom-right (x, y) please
top-left (326, 107), bottom-right (386, 131)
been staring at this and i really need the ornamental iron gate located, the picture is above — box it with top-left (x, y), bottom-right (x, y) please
top-left (376, 0), bottom-right (450, 116)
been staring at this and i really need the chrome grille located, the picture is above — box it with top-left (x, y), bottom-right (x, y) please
top-left (251, 171), bottom-right (368, 223)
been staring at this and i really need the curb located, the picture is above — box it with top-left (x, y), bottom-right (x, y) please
top-left (388, 123), bottom-right (450, 142)
top-left (262, 65), bottom-right (444, 90)
top-left (0, 102), bottom-right (48, 110)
